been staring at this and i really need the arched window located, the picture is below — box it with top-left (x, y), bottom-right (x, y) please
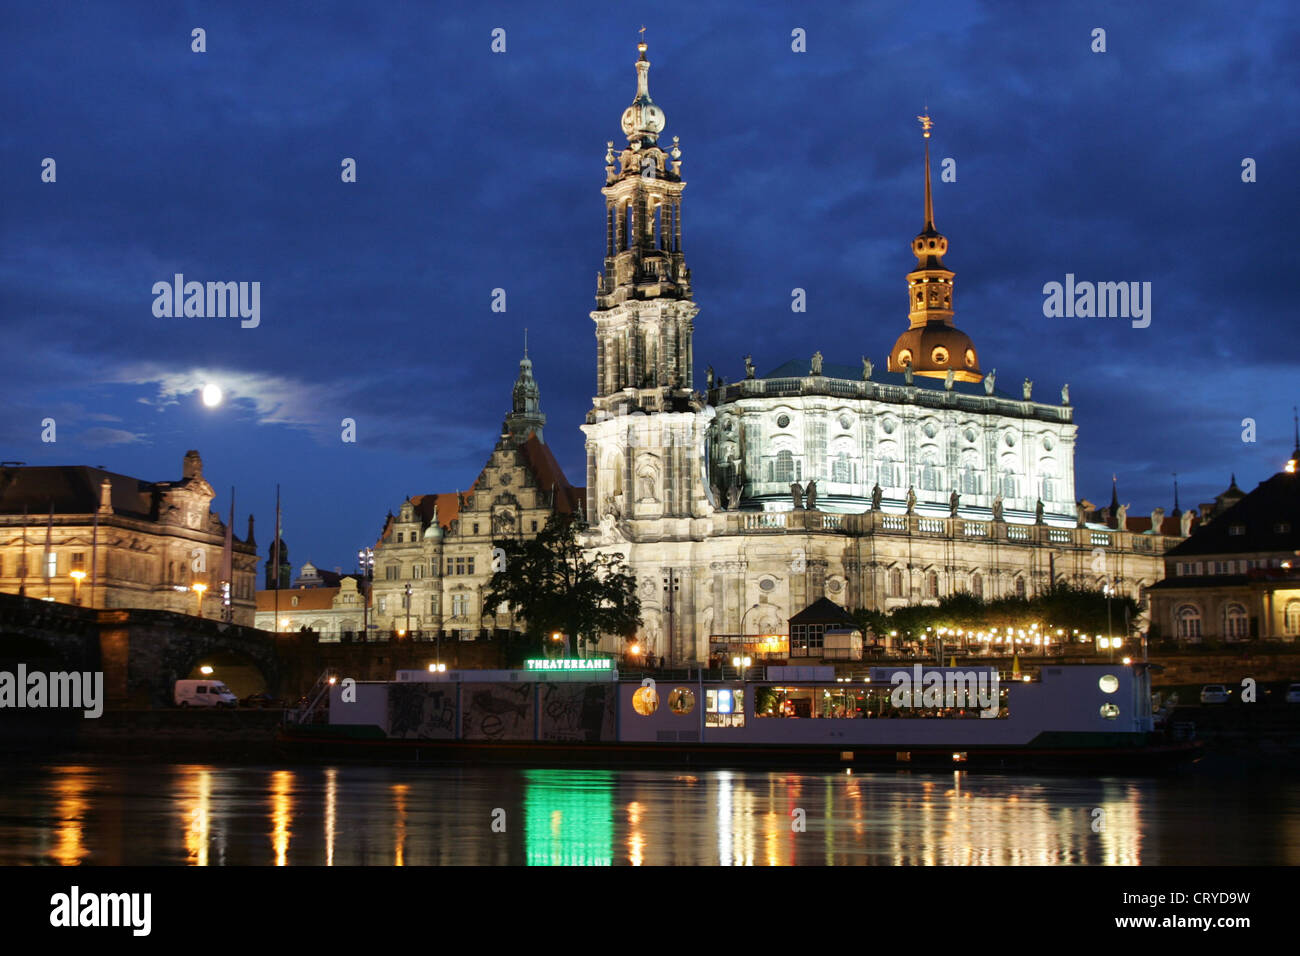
top-left (1002, 470), bottom-right (1019, 499)
top-left (1014, 576), bottom-right (1026, 599)
top-left (1285, 600), bottom-right (1300, 636)
top-left (961, 466), bottom-right (981, 496)
top-left (1176, 604), bottom-right (1202, 640)
top-left (1041, 476), bottom-right (1055, 501)
top-left (971, 572), bottom-right (983, 599)
top-left (879, 458), bottom-right (898, 489)
top-left (832, 452), bottom-right (851, 483)
top-left (774, 450), bottom-right (794, 484)
top-left (926, 571), bottom-right (939, 598)
top-left (1224, 603), bottom-right (1248, 640)
top-left (889, 568), bottom-right (903, 597)
top-left (920, 457), bottom-right (941, 492)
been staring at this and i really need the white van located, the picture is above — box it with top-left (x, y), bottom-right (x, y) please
top-left (174, 679), bottom-right (238, 708)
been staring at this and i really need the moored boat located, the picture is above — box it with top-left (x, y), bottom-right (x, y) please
top-left (275, 660), bottom-right (1201, 771)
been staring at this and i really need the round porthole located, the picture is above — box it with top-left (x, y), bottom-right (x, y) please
top-left (1100, 703), bottom-right (1120, 719)
top-left (776, 414), bottom-right (790, 429)
top-left (668, 688), bottom-right (696, 715)
top-left (759, 577), bottom-right (776, 592)
top-left (1099, 674), bottom-right (1119, 694)
top-left (632, 685), bottom-right (659, 716)
top-left (838, 414), bottom-right (852, 430)
top-left (897, 349), bottom-right (913, 368)
top-left (965, 349), bottom-right (976, 367)
top-left (931, 346), bottom-right (949, 364)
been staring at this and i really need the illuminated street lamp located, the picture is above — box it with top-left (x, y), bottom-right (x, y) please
top-left (69, 569), bottom-right (86, 606)
top-left (191, 582), bottom-right (208, 618)
top-left (403, 582), bottom-right (413, 638)
top-left (200, 665), bottom-right (214, 676)
top-left (732, 655), bottom-right (753, 683)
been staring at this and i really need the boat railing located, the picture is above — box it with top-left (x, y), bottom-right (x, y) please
top-left (286, 668), bottom-right (338, 726)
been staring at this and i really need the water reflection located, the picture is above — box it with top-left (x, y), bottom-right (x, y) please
top-left (0, 763), bottom-right (1293, 866)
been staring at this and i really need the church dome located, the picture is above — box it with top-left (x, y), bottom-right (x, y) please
top-left (888, 323), bottom-right (981, 382)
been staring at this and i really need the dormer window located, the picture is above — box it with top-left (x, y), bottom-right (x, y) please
top-left (1229, 524), bottom-right (1245, 536)
top-left (397, 532), bottom-right (404, 543)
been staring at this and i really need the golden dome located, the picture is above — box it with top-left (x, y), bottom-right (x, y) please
top-left (888, 323), bottom-right (982, 382)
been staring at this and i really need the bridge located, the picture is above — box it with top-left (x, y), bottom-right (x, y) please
top-left (0, 592), bottom-right (281, 707)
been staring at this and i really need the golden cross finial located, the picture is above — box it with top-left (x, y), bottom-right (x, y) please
top-left (917, 113), bottom-right (933, 138)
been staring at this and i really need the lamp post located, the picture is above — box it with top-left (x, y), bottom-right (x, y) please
top-left (358, 547), bottom-right (374, 643)
top-left (69, 569), bottom-right (86, 606)
top-left (740, 602), bottom-right (760, 665)
top-left (192, 582), bottom-right (208, 618)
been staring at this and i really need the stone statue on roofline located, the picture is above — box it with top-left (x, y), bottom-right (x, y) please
top-left (1115, 503), bottom-right (1128, 531)
top-left (805, 479), bottom-right (818, 511)
top-left (1035, 498), bottom-right (1045, 525)
top-left (706, 365), bottom-right (715, 388)
top-left (727, 483), bottom-right (741, 510)
top-left (810, 351), bottom-right (823, 376)
top-left (1076, 501), bottom-right (1088, 528)
top-left (949, 489), bottom-right (960, 517)
top-left (1061, 383), bottom-right (1070, 405)
top-left (1023, 378), bottom-right (1033, 401)
top-left (861, 357), bottom-right (873, 381)
top-left (905, 486), bottom-right (917, 514)
top-left (1150, 506), bottom-right (1165, 534)
top-left (744, 355), bottom-right (755, 379)
top-left (871, 483), bottom-right (883, 510)
top-left (984, 369), bottom-right (996, 396)
top-left (992, 495), bottom-right (1004, 522)
top-left (944, 369), bottom-right (955, 391)
top-left (1180, 510), bottom-right (1195, 537)
top-left (790, 482), bottom-right (804, 510)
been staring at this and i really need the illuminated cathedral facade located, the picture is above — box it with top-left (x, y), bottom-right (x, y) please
top-left (578, 42), bottom-right (1180, 663)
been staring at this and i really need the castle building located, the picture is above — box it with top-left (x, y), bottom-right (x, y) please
top-left (254, 568), bottom-right (369, 638)
top-left (367, 353), bottom-right (584, 639)
top-left (1148, 447), bottom-right (1300, 643)
top-left (0, 451), bottom-right (257, 624)
top-left (578, 42), bottom-right (1181, 663)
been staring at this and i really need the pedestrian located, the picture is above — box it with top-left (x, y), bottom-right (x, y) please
top-left (658, 655), bottom-right (665, 670)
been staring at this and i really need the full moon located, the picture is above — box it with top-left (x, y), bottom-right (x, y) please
top-left (201, 384), bottom-right (223, 407)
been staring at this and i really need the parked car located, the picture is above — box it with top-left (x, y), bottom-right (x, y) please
top-left (1199, 684), bottom-right (1230, 704)
top-left (241, 693), bottom-right (278, 709)
top-left (174, 679), bottom-right (238, 708)
top-left (1285, 683), bottom-right (1300, 705)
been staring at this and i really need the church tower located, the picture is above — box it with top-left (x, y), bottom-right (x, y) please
top-left (887, 115), bottom-right (982, 383)
top-left (590, 38), bottom-right (697, 412)
top-left (504, 341), bottom-right (546, 444)
top-left (582, 39), bottom-right (714, 529)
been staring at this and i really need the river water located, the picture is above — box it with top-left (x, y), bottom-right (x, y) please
top-left (0, 762), bottom-right (1295, 865)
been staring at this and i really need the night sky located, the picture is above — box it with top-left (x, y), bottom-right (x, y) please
top-left (4, 0), bottom-right (1297, 576)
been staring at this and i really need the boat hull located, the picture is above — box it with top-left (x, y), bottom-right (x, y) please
top-left (275, 724), bottom-right (1203, 772)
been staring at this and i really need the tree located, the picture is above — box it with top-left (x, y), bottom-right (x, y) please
top-left (485, 515), bottom-right (641, 653)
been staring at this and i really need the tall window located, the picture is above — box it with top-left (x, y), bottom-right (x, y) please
top-left (880, 458), bottom-right (898, 488)
top-left (925, 571), bottom-right (939, 599)
top-left (46, 552), bottom-right (57, 578)
top-left (961, 466), bottom-right (980, 496)
top-left (1002, 471), bottom-right (1019, 499)
top-left (1285, 600), bottom-right (1300, 636)
top-left (889, 568), bottom-right (903, 597)
top-left (1176, 604), bottom-right (1202, 640)
top-left (774, 450), bottom-right (795, 484)
top-left (1224, 604), bottom-right (1248, 639)
top-left (832, 453), bottom-right (851, 483)
top-left (1041, 476), bottom-right (1055, 501)
top-left (1014, 577), bottom-right (1026, 598)
top-left (920, 459), bottom-right (941, 492)
top-left (971, 572), bottom-right (983, 599)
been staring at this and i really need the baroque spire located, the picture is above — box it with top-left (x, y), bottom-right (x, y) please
top-left (887, 114), bottom-right (982, 383)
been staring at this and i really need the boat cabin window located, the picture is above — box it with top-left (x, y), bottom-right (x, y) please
top-left (754, 684), bottom-right (1006, 719)
top-left (705, 688), bottom-right (744, 727)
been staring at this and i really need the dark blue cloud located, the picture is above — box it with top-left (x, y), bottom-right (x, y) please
top-left (2, 0), bottom-right (1296, 570)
